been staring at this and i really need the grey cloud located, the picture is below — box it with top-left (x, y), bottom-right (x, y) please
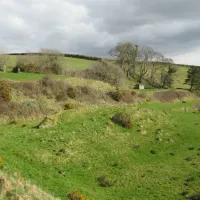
top-left (0, 0), bottom-right (200, 65)
top-left (70, 0), bottom-right (200, 58)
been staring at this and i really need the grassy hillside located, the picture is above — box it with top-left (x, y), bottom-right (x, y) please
top-left (0, 98), bottom-right (200, 200)
top-left (0, 55), bottom-right (199, 199)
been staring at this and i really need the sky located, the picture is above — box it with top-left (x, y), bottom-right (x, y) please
top-left (0, 0), bottom-right (200, 65)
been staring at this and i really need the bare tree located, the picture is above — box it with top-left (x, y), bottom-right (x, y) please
top-left (159, 57), bottom-right (176, 88)
top-left (109, 42), bottom-right (138, 78)
top-left (0, 51), bottom-right (9, 72)
top-left (148, 51), bottom-right (164, 85)
top-left (136, 46), bottom-right (152, 83)
top-left (15, 49), bottom-right (64, 75)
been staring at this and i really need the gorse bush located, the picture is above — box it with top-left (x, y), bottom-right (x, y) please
top-left (64, 103), bottom-right (73, 110)
top-left (97, 176), bottom-right (115, 187)
top-left (68, 191), bottom-right (89, 200)
top-left (0, 80), bottom-right (12, 102)
top-left (112, 112), bottom-right (133, 128)
top-left (109, 88), bottom-right (136, 103)
top-left (67, 87), bottom-right (76, 99)
top-left (109, 88), bottom-right (123, 101)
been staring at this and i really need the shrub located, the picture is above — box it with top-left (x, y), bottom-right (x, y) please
top-left (67, 87), bottom-right (76, 99)
top-left (112, 112), bottom-right (133, 128)
top-left (121, 90), bottom-right (135, 103)
top-left (131, 90), bottom-right (137, 96)
top-left (97, 176), bottom-right (115, 187)
top-left (109, 88), bottom-right (123, 101)
top-left (80, 86), bottom-right (90, 95)
top-left (64, 103), bottom-right (73, 110)
top-left (137, 92), bottom-right (147, 99)
top-left (85, 60), bottom-right (125, 86)
top-left (0, 80), bottom-right (12, 102)
top-left (45, 62), bottom-right (63, 75)
top-left (68, 191), bottom-right (89, 200)
top-left (146, 98), bottom-right (151, 102)
top-left (55, 91), bottom-right (68, 101)
top-left (40, 76), bottom-right (67, 100)
top-left (40, 76), bottom-right (54, 87)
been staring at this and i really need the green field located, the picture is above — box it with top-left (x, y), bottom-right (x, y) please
top-left (0, 100), bottom-right (200, 200)
top-left (7, 55), bottom-right (93, 70)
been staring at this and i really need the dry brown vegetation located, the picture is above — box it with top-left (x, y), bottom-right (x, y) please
top-left (1, 75), bottom-right (199, 121)
top-left (0, 172), bottom-right (60, 200)
top-left (0, 80), bottom-right (12, 102)
top-left (112, 112), bottom-right (133, 128)
top-left (153, 90), bottom-right (190, 102)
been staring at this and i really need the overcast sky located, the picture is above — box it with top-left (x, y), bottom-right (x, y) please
top-left (0, 0), bottom-right (200, 65)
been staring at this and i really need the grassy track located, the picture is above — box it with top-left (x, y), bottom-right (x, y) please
top-left (0, 100), bottom-right (200, 199)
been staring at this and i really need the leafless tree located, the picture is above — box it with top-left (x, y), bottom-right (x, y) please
top-left (109, 42), bottom-right (138, 78)
top-left (16, 49), bottom-right (64, 74)
top-left (136, 46), bottom-right (152, 83)
top-left (0, 51), bottom-right (9, 72)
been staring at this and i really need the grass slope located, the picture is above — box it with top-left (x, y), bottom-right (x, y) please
top-left (0, 100), bottom-right (200, 200)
